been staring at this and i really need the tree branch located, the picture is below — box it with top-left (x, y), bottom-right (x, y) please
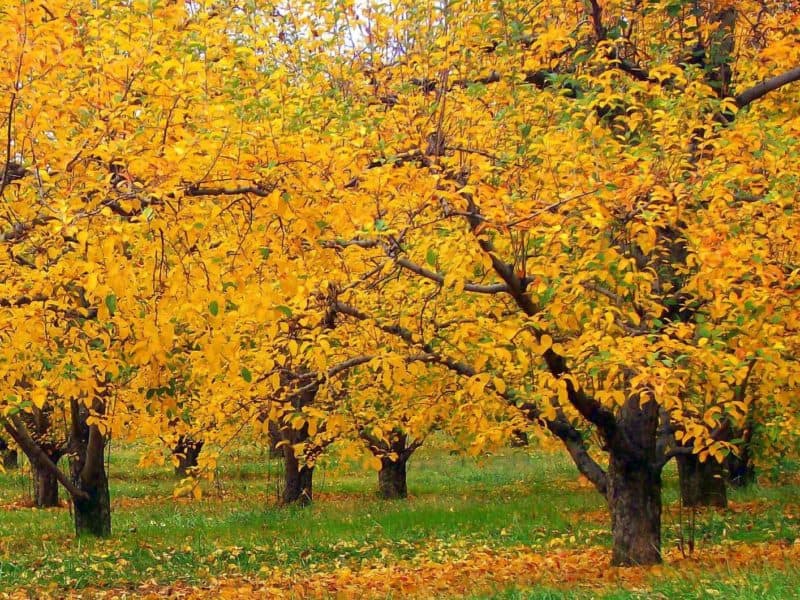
top-left (395, 257), bottom-right (510, 294)
top-left (735, 65), bottom-right (800, 108)
top-left (184, 184), bottom-right (275, 197)
top-left (2, 415), bottom-right (89, 500)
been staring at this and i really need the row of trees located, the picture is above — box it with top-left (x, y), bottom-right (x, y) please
top-left (2, 0), bottom-right (799, 566)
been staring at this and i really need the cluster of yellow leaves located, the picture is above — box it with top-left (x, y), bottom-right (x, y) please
top-left (1, 0), bottom-right (799, 479)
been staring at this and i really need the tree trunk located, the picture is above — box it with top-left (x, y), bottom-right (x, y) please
top-left (606, 395), bottom-right (662, 566)
top-left (726, 452), bottom-right (756, 488)
top-left (607, 454), bottom-right (662, 566)
top-left (378, 456), bottom-right (408, 499)
top-left (678, 454), bottom-right (727, 507)
top-left (33, 458), bottom-right (60, 508)
top-left (173, 436), bottom-right (204, 477)
top-left (73, 463), bottom-right (111, 537)
top-left (2, 448), bottom-right (18, 470)
top-left (282, 447), bottom-right (313, 506)
top-left (70, 400), bottom-right (112, 537)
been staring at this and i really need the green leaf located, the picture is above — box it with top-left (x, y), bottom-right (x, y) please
top-left (426, 248), bottom-right (438, 267)
top-left (105, 294), bottom-right (117, 316)
top-left (240, 367), bottom-right (252, 383)
top-left (276, 305), bottom-right (293, 317)
top-left (209, 300), bottom-right (219, 316)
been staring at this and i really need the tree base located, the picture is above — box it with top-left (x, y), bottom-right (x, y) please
top-left (173, 437), bottom-right (204, 477)
top-left (33, 461), bottom-right (59, 508)
top-left (378, 458), bottom-right (408, 499)
top-left (678, 454), bottom-right (727, 508)
top-left (608, 457), bottom-right (662, 566)
top-left (282, 449), bottom-right (313, 506)
top-left (74, 470), bottom-right (112, 537)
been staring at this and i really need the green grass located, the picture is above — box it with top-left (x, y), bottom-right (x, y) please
top-left (1, 443), bottom-right (798, 597)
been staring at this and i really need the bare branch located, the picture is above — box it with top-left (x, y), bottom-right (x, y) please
top-left (395, 257), bottom-right (510, 294)
top-left (735, 65), bottom-right (800, 108)
top-left (184, 184), bottom-right (275, 197)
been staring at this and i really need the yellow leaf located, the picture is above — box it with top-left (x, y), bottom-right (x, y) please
top-left (31, 387), bottom-right (48, 409)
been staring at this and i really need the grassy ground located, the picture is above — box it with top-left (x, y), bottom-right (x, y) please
top-left (0, 443), bottom-right (798, 598)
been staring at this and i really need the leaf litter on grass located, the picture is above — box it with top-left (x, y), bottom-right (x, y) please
top-left (2, 539), bottom-right (798, 599)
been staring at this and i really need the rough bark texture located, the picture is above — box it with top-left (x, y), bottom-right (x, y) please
top-left (282, 448), bottom-right (313, 506)
top-left (378, 456), bottom-right (408, 499)
top-left (607, 396), bottom-right (662, 566)
top-left (677, 454), bottom-right (727, 507)
top-left (272, 381), bottom-right (322, 507)
top-left (173, 436), bottom-right (204, 477)
top-left (364, 430), bottom-right (419, 500)
top-left (72, 464), bottom-right (111, 537)
top-left (70, 400), bottom-right (112, 537)
top-left (33, 458), bottom-right (60, 508)
top-left (608, 454), bottom-right (662, 566)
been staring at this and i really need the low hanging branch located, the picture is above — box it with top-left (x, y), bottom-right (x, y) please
top-left (330, 300), bottom-right (610, 495)
top-left (1, 415), bottom-right (89, 500)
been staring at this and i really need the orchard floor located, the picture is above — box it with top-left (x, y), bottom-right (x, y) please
top-left (1, 445), bottom-right (799, 599)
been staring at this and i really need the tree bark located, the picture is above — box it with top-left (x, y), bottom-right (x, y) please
top-left (607, 453), bottom-right (662, 566)
top-left (378, 456), bottom-right (408, 499)
top-left (32, 457), bottom-right (60, 508)
top-left (677, 454), bottom-right (727, 507)
top-left (70, 400), bottom-right (112, 537)
top-left (282, 446), bottom-right (313, 506)
top-left (73, 461), bottom-right (111, 537)
top-left (173, 436), bottom-right (204, 477)
top-left (606, 396), bottom-right (662, 566)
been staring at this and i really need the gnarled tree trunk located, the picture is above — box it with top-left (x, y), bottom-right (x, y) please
top-left (282, 447), bottom-right (314, 506)
top-left (378, 456), bottom-right (408, 499)
top-left (271, 381), bottom-right (322, 507)
top-left (677, 454), bottom-right (727, 507)
top-left (73, 462), bottom-right (111, 537)
top-left (70, 400), bottom-right (111, 537)
top-left (608, 453), bottom-right (662, 566)
top-left (607, 397), bottom-right (662, 566)
top-left (32, 456), bottom-right (60, 508)
top-left (173, 436), bottom-right (204, 477)
top-left (372, 431), bottom-right (420, 500)
top-left (272, 419), bottom-right (315, 506)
